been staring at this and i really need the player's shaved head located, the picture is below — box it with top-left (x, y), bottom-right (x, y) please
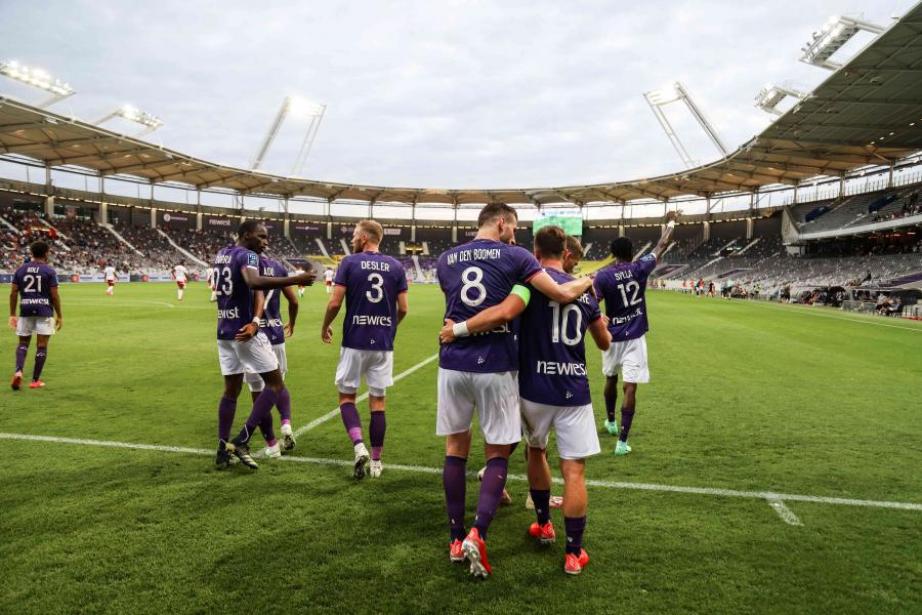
top-left (533, 225), bottom-right (566, 259)
top-left (237, 219), bottom-right (265, 238)
top-left (477, 202), bottom-right (517, 228)
top-left (610, 237), bottom-right (633, 262)
top-left (29, 240), bottom-right (49, 259)
top-left (356, 219), bottom-right (383, 244)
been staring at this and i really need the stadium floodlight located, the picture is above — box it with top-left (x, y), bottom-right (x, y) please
top-left (95, 104), bottom-right (164, 136)
top-left (643, 81), bottom-right (729, 169)
top-left (0, 60), bottom-right (75, 107)
top-left (800, 15), bottom-right (885, 70)
top-left (251, 95), bottom-right (326, 176)
top-left (755, 84), bottom-right (808, 115)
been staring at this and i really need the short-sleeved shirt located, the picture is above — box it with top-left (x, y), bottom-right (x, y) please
top-left (257, 256), bottom-right (286, 345)
top-left (104, 266), bottom-right (116, 281)
top-left (437, 238), bottom-right (542, 373)
top-left (519, 268), bottom-right (601, 406)
top-left (213, 245), bottom-right (260, 340)
top-left (173, 265), bottom-right (188, 282)
top-left (13, 262), bottom-right (58, 318)
top-left (593, 253), bottom-right (657, 341)
top-left (324, 269), bottom-right (335, 283)
top-left (334, 252), bottom-right (407, 351)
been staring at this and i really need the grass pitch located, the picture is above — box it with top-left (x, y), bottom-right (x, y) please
top-left (1, 282), bottom-right (921, 614)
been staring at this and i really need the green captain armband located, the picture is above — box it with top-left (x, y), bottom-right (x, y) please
top-left (510, 284), bottom-right (531, 305)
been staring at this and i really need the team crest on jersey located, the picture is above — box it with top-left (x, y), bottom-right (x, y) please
top-left (247, 252), bottom-right (258, 267)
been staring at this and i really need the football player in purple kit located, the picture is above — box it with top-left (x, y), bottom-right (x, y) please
top-left (9, 241), bottom-right (62, 390)
top-left (244, 252), bottom-right (299, 458)
top-left (440, 227), bottom-right (610, 575)
top-left (434, 203), bottom-right (593, 579)
top-left (321, 220), bottom-right (408, 480)
top-left (212, 221), bottom-right (314, 470)
top-left (594, 210), bottom-right (677, 455)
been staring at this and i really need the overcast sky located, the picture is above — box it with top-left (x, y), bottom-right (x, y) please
top-left (0, 0), bottom-right (916, 189)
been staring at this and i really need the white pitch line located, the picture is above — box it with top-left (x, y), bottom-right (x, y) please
top-left (766, 497), bottom-right (803, 526)
top-left (291, 352), bottom-right (439, 437)
top-left (2, 431), bottom-right (921, 521)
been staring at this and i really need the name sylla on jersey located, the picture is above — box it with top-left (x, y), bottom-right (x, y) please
top-left (360, 260), bottom-right (391, 272)
top-left (352, 314), bottom-right (393, 326)
top-left (613, 269), bottom-right (635, 281)
top-left (535, 360), bottom-right (587, 376)
top-left (445, 248), bottom-right (501, 265)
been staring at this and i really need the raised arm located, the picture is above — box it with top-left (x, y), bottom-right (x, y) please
top-left (321, 284), bottom-right (346, 343)
top-left (529, 271), bottom-right (593, 304)
top-left (241, 266), bottom-right (315, 291)
top-left (281, 284), bottom-right (299, 337)
top-left (439, 286), bottom-right (529, 344)
top-left (651, 210), bottom-right (679, 261)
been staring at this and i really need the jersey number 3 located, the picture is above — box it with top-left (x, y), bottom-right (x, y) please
top-left (366, 273), bottom-right (384, 303)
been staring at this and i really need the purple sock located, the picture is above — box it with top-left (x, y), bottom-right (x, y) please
top-left (32, 347), bottom-right (47, 381)
top-left (277, 388), bottom-right (292, 423)
top-left (604, 380), bottom-right (618, 422)
top-left (217, 396), bottom-right (237, 444)
top-left (564, 516), bottom-right (587, 555)
top-left (15, 343), bottom-right (28, 372)
top-left (340, 402), bottom-right (363, 445)
top-left (369, 411), bottom-right (386, 460)
top-left (235, 388), bottom-right (278, 444)
top-left (530, 489), bottom-right (551, 524)
top-left (443, 456), bottom-right (467, 541)
top-left (259, 410), bottom-right (276, 444)
top-left (473, 457), bottom-right (509, 540)
top-left (619, 407), bottom-right (635, 443)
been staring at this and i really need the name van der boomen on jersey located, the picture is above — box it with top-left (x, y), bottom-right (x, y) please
top-left (445, 248), bottom-right (502, 265)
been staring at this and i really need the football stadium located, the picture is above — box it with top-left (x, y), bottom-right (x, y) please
top-left (2, 2), bottom-right (922, 613)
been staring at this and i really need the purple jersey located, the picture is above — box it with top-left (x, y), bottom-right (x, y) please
top-left (13, 262), bottom-right (58, 318)
top-left (258, 256), bottom-right (286, 346)
top-left (334, 252), bottom-right (407, 351)
top-left (437, 239), bottom-right (542, 373)
top-left (593, 253), bottom-right (657, 341)
top-left (519, 268), bottom-right (601, 406)
top-left (213, 245), bottom-right (260, 341)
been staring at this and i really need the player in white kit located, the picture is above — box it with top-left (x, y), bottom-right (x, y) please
top-left (323, 267), bottom-right (335, 295)
top-left (103, 262), bottom-right (117, 296)
top-left (172, 262), bottom-right (189, 301)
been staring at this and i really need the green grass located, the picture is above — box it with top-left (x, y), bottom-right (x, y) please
top-left (1, 283), bottom-right (921, 614)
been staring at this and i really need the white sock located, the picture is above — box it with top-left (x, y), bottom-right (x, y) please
top-left (178, 289), bottom-right (184, 301)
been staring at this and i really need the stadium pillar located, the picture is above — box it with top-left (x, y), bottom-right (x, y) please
top-left (44, 162), bottom-right (54, 216)
top-left (196, 212), bottom-right (203, 231)
top-left (150, 207), bottom-right (157, 229)
top-left (746, 217), bottom-right (753, 240)
top-left (702, 220), bottom-right (710, 241)
top-left (97, 202), bottom-right (108, 225)
top-left (618, 224), bottom-right (625, 238)
top-left (839, 174), bottom-right (846, 198)
top-left (888, 162), bottom-right (895, 188)
top-left (793, 182), bottom-right (799, 204)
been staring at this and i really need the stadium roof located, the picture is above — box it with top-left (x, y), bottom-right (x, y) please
top-left (1, 4), bottom-right (921, 207)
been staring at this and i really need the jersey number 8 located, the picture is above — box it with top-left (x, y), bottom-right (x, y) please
top-left (460, 266), bottom-right (486, 307)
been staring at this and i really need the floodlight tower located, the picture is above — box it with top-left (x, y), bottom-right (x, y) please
top-left (643, 81), bottom-right (729, 169)
top-left (800, 15), bottom-right (885, 70)
top-left (250, 95), bottom-right (326, 176)
top-left (754, 84), bottom-right (808, 115)
top-left (0, 60), bottom-right (75, 107)
top-left (95, 105), bottom-right (164, 137)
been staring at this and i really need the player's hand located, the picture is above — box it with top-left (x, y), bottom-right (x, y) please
top-left (54, 316), bottom-right (62, 331)
top-left (8, 316), bottom-right (17, 330)
top-left (665, 209), bottom-right (680, 223)
top-left (601, 315), bottom-right (610, 328)
top-left (284, 322), bottom-right (295, 338)
top-left (321, 326), bottom-right (333, 344)
top-left (439, 319), bottom-right (456, 345)
top-left (295, 271), bottom-right (316, 287)
top-left (235, 322), bottom-right (258, 342)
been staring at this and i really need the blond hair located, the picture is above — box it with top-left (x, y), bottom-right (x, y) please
top-left (356, 219), bottom-right (384, 244)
